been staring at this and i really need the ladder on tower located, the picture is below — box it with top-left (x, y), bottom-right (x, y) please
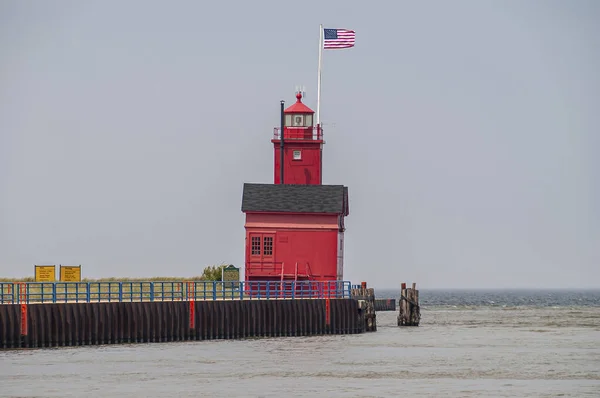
top-left (280, 262), bottom-right (314, 281)
top-left (280, 261), bottom-right (296, 282)
top-left (280, 261), bottom-right (314, 298)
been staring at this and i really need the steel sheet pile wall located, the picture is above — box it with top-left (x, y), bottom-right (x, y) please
top-left (0, 299), bottom-right (364, 349)
top-left (374, 299), bottom-right (396, 311)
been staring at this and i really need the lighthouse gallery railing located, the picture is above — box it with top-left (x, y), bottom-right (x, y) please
top-left (0, 280), bottom-right (351, 304)
top-left (273, 127), bottom-right (323, 140)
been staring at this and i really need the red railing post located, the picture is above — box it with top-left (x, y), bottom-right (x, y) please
top-left (185, 281), bottom-right (195, 301)
top-left (18, 282), bottom-right (27, 304)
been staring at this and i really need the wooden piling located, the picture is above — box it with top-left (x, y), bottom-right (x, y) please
top-left (350, 282), bottom-right (376, 332)
top-left (398, 282), bottom-right (421, 326)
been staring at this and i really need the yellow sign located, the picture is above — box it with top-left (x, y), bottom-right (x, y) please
top-left (34, 265), bottom-right (56, 282)
top-left (60, 265), bottom-right (82, 282)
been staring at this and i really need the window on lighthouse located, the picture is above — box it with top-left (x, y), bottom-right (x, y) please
top-left (263, 237), bottom-right (273, 256)
top-left (292, 115), bottom-right (305, 127)
top-left (251, 236), bottom-right (261, 255)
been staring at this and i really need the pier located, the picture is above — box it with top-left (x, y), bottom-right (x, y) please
top-left (0, 280), bottom-right (369, 349)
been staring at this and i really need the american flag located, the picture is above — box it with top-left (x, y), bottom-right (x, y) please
top-left (323, 28), bottom-right (355, 49)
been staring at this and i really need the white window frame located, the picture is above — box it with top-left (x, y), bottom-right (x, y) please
top-left (292, 115), bottom-right (305, 127)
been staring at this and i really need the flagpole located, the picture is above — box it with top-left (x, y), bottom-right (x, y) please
top-left (316, 24), bottom-right (323, 128)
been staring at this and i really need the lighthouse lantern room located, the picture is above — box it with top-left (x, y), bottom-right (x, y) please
top-left (271, 92), bottom-right (323, 185)
top-left (241, 91), bottom-right (349, 284)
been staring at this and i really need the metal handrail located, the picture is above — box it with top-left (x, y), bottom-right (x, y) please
top-left (273, 127), bottom-right (323, 140)
top-left (0, 280), bottom-right (351, 304)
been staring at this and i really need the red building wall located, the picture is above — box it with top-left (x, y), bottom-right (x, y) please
top-left (244, 213), bottom-right (342, 282)
top-left (272, 142), bottom-right (322, 185)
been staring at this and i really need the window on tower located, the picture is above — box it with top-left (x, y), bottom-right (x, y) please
top-left (292, 115), bottom-right (305, 127)
top-left (263, 236), bottom-right (273, 256)
top-left (251, 236), bottom-right (261, 255)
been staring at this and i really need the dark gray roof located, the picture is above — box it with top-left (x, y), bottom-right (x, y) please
top-left (241, 183), bottom-right (349, 215)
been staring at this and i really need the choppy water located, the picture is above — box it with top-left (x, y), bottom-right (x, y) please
top-left (1, 289), bottom-right (599, 397)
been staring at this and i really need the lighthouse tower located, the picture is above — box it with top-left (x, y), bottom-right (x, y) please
top-left (241, 91), bottom-right (349, 284)
top-left (272, 92), bottom-right (323, 185)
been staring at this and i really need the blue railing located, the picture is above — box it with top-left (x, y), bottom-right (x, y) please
top-left (0, 280), bottom-right (352, 304)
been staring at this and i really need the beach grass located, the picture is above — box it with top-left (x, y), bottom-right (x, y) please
top-left (0, 276), bottom-right (242, 303)
top-left (0, 276), bottom-right (206, 282)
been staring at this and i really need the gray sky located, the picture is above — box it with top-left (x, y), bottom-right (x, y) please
top-left (1, 0), bottom-right (598, 289)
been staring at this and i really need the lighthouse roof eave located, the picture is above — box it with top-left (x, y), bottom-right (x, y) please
top-left (241, 183), bottom-right (348, 216)
top-left (284, 92), bottom-right (314, 114)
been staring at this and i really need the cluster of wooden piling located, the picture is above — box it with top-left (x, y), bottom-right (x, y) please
top-left (0, 299), bottom-right (365, 349)
top-left (397, 282), bottom-right (420, 326)
top-left (350, 282), bottom-right (376, 332)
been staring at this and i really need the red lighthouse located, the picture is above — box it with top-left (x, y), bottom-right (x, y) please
top-left (272, 92), bottom-right (323, 185)
top-left (241, 92), bottom-right (349, 284)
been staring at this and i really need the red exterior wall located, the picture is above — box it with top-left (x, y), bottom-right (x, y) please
top-left (244, 212), bottom-right (342, 282)
top-left (272, 141), bottom-right (323, 185)
top-left (337, 230), bottom-right (345, 280)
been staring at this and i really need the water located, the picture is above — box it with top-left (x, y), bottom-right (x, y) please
top-left (1, 289), bottom-right (599, 397)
